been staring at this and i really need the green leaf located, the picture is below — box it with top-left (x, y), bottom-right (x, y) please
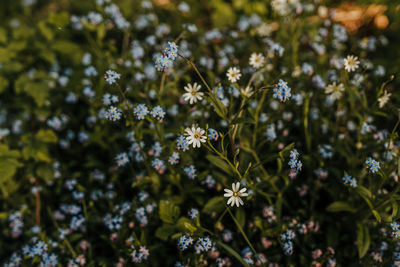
top-left (392, 199), bottom-right (399, 219)
top-left (326, 201), bottom-right (356, 213)
top-left (155, 224), bottom-right (176, 241)
top-left (176, 217), bottom-right (197, 234)
top-left (211, 0), bottom-right (236, 28)
top-left (0, 144), bottom-right (21, 196)
top-left (203, 196), bottom-right (226, 214)
top-left (36, 164), bottom-right (54, 182)
top-left (0, 76), bottom-right (9, 93)
top-left (357, 223), bottom-right (370, 258)
top-left (36, 129), bottom-right (58, 143)
top-left (216, 241), bottom-right (250, 267)
top-left (159, 200), bottom-right (180, 224)
top-left (231, 117), bottom-right (255, 125)
top-left (235, 208), bottom-right (246, 229)
top-left (206, 154), bottom-right (235, 176)
top-left (207, 92), bottom-right (227, 119)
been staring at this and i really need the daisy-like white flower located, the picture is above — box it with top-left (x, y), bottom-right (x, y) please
top-left (249, 53), bottom-right (266, 69)
top-left (325, 82), bottom-right (345, 100)
top-left (240, 86), bottom-right (254, 98)
top-left (184, 125), bottom-right (207, 148)
top-left (378, 90), bottom-right (391, 108)
top-left (224, 182), bottom-right (248, 207)
top-left (343, 55), bottom-right (360, 72)
top-left (183, 83), bottom-right (204, 104)
top-left (226, 67), bottom-right (242, 83)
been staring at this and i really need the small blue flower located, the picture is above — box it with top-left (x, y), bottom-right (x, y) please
top-left (184, 165), bottom-right (197, 179)
top-left (105, 106), bottom-right (122, 121)
top-left (104, 70), bottom-right (120, 85)
top-left (168, 152), bottom-right (180, 165)
top-left (177, 235), bottom-right (193, 251)
top-left (176, 136), bottom-right (189, 151)
top-left (273, 79), bottom-right (291, 102)
top-left (150, 105), bottom-right (166, 120)
top-left (208, 128), bottom-right (219, 141)
top-left (188, 208), bottom-right (199, 219)
top-left (365, 157), bottom-right (380, 173)
top-left (115, 152), bottom-right (129, 167)
top-left (133, 104), bottom-right (149, 120)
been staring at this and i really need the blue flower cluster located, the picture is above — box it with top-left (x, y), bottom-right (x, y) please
top-left (131, 246), bottom-right (149, 263)
top-left (103, 214), bottom-right (123, 231)
top-left (102, 93), bottom-right (118, 105)
top-left (288, 149), bottom-right (302, 178)
top-left (104, 70), bottom-right (121, 85)
top-left (176, 135), bottom-right (189, 151)
top-left (135, 207), bottom-right (148, 226)
top-left (281, 229), bottom-right (295, 255)
top-left (152, 158), bottom-right (166, 174)
top-left (391, 222), bottom-right (400, 238)
top-left (105, 106), bottom-right (122, 121)
top-left (194, 236), bottom-right (213, 254)
top-left (365, 157), bottom-right (380, 173)
top-left (273, 79), bottom-right (291, 102)
top-left (184, 165), bottom-right (197, 179)
top-left (133, 104), bottom-right (149, 120)
top-left (242, 247), bottom-right (254, 264)
top-left (168, 152), bottom-right (180, 165)
top-left (149, 142), bottom-right (162, 157)
top-left (342, 174), bottom-right (357, 188)
top-left (177, 235), bottom-right (194, 251)
top-left (150, 105), bottom-right (166, 120)
top-left (208, 128), bottom-right (219, 141)
top-left (22, 241), bottom-right (58, 267)
top-left (115, 152), bottom-right (129, 167)
top-left (188, 208), bottom-right (199, 219)
top-left (154, 42), bottom-right (178, 71)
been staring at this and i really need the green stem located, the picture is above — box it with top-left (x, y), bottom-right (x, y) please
top-left (179, 53), bottom-right (212, 93)
top-left (227, 207), bottom-right (258, 256)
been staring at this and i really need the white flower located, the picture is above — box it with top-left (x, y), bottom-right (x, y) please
top-left (249, 53), bottom-right (266, 69)
top-left (344, 55), bottom-right (360, 72)
top-left (183, 83), bottom-right (204, 104)
top-left (325, 82), bottom-right (345, 100)
top-left (184, 125), bottom-right (207, 148)
top-left (224, 182), bottom-right (248, 207)
top-left (378, 90), bottom-right (391, 108)
top-left (241, 86), bottom-right (254, 98)
top-left (226, 67), bottom-right (242, 83)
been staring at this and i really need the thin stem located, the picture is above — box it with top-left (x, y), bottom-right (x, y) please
top-left (227, 207), bottom-right (258, 256)
top-left (178, 53), bottom-right (212, 93)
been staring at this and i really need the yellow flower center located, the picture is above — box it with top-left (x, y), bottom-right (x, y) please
top-left (191, 90), bottom-right (196, 96)
top-left (233, 192), bottom-right (238, 197)
top-left (194, 133), bottom-right (200, 139)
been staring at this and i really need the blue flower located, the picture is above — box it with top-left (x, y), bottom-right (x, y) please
top-left (176, 136), bottom-right (189, 151)
top-left (188, 208), bottom-right (199, 219)
top-left (164, 41), bottom-right (178, 60)
top-left (168, 152), bottom-right (180, 165)
top-left (105, 106), bottom-right (122, 121)
top-left (184, 165), bottom-right (197, 179)
top-left (150, 105), bottom-right (166, 120)
top-left (133, 104), bottom-right (149, 120)
top-left (104, 70), bottom-right (120, 85)
top-left (177, 235), bottom-right (193, 251)
top-left (115, 152), bottom-right (129, 167)
top-left (365, 157), bottom-right (380, 173)
top-left (208, 128), bottom-right (219, 141)
top-left (273, 79), bottom-right (291, 102)
top-left (152, 158), bottom-right (166, 174)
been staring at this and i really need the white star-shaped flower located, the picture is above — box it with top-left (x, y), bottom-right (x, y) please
top-left (182, 83), bottom-right (204, 104)
top-left (184, 125), bottom-right (207, 148)
top-left (224, 182), bottom-right (248, 207)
